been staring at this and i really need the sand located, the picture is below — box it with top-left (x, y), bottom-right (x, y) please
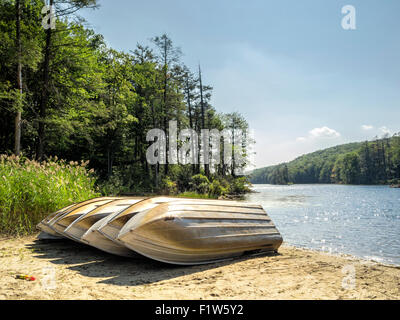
top-left (0, 234), bottom-right (399, 300)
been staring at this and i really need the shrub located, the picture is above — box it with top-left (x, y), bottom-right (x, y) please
top-left (98, 170), bottom-right (127, 196)
top-left (176, 191), bottom-right (218, 199)
top-left (208, 179), bottom-right (227, 197)
top-left (0, 154), bottom-right (99, 235)
top-left (189, 174), bottom-right (210, 194)
top-left (175, 165), bottom-right (193, 192)
top-left (228, 176), bottom-right (252, 194)
top-left (160, 176), bottom-right (178, 195)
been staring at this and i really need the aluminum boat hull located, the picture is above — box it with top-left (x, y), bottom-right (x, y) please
top-left (37, 197), bottom-right (283, 265)
top-left (117, 200), bottom-right (283, 265)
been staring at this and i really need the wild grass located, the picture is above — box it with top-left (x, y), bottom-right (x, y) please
top-left (176, 191), bottom-right (218, 199)
top-left (0, 154), bottom-right (100, 235)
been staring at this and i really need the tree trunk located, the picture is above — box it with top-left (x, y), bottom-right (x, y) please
top-left (185, 76), bottom-right (196, 174)
top-left (37, 0), bottom-right (54, 161)
top-left (163, 41), bottom-right (169, 176)
top-left (150, 101), bottom-right (159, 188)
top-left (107, 144), bottom-right (114, 177)
top-left (231, 127), bottom-right (236, 177)
top-left (198, 65), bottom-right (209, 177)
top-left (14, 0), bottom-right (22, 156)
top-left (381, 140), bottom-right (387, 181)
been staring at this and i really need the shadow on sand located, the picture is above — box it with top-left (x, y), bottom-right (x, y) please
top-left (26, 238), bottom-right (280, 287)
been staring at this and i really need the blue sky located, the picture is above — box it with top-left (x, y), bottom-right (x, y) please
top-left (81, 0), bottom-right (400, 168)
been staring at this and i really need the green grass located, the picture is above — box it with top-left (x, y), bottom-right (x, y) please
top-left (176, 191), bottom-right (218, 199)
top-left (0, 154), bottom-right (100, 235)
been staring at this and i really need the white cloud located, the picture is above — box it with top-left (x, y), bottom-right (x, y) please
top-left (380, 126), bottom-right (391, 137)
top-left (361, 125), bottom-right (373, 130)
top-left (294, 126), bottom-right (341, 144)
top-left (309, 126), bottom-right (341, 139)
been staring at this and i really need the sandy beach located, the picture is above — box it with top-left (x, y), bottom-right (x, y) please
top-left (0, 234), bottom-right (399, 300)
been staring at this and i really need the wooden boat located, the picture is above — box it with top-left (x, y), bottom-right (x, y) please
top-left (117, 199), bottom-right (283, 265)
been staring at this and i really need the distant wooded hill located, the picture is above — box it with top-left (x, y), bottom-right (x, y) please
top-left (249, 135), bottom-right (400, 185)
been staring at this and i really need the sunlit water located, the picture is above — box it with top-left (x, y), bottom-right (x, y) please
top-left (244, 184), bottom-right (400, 265)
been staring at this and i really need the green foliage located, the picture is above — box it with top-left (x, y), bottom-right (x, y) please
top-left (155, 169), bottom-right (249, 197)
top-left (250, 135), bottom-right (400, 185)
top-left (174, 165), bottom-right (193, 193)
top-left (333, 153), bottom-right (360, 184)
top-left (208, 179), bottom-right (227, 197)
top-left (176, 191), bottom-right (218, 199)
top-left (97, 169), bottom-right (129, 196)
top-left (0, 154), bottom-right (99, 235)
top-left (160, 176), bottom-right (178, 195)
top-left (227, 176), bottom-right (251, 194)
top-left (0, 2), bottom-right (254, 235)
top-left (189, 174), bottom-right (210, 194)
top-left (222, 112), bottom-right (254, 176)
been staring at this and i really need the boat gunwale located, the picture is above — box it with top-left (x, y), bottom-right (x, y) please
top-left (64, 198), bottom-right (144, 231)
top-left (49, 198), bottom-right (124, 237)
top-left (46, 197), bottom-right (120, 229)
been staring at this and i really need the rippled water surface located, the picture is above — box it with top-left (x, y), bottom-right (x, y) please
top-left (244, 184), bottom-right (400, 265)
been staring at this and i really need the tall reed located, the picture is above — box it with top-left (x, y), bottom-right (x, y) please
top-left (0, 154), bottom-right (100, 235)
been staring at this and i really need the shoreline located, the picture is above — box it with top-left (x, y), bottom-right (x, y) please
top-left (281, 243), bottom-right (400, 269)
top-left (250, 183), bottom-right (397, 187)
top-left (1, 235), bottom-right (399, 300)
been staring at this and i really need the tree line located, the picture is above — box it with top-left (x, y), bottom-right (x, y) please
top-left (0, 0), bottom-right (252, 195)
top-left (250, 135), bottom-right (400, 185)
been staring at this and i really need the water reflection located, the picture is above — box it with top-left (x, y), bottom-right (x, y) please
top-left (245, 184), bottom-right (400, 266)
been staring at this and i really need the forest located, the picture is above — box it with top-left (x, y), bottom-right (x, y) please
top-left (250, 135), bottom-right (400, 185)
top-left (0, 0), bottom-right (252, 198)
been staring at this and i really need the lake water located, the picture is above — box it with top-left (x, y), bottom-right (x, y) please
top-left (244, 184), bottom-right (400, 266)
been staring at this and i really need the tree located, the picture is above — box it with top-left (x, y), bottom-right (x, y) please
top-left (251, 135), bottom-right (400, 185)
top-left (1, 6), bottom-right (255, 194)
top-left (223, 112), bottom-right (252, 177)
top-left (151, 34), bottom-right (181, 175)
top-left (194, 65), bottom-right (216, 177)
top-left (183, 67), bottom-right (197, 174)
top-left (14, 0), bottom-right (22, 155)
top-left (0, 0), bottom-right (42, 155)
top-left (359, 141), bottom-right (373, 184)
top-left (36, 0), bottom-right (98, 160)
top-left (340, 153), bottom-right (361, 184)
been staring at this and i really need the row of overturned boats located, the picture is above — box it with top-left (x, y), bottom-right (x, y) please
top-left (37, 197), bottom-right (283, 265)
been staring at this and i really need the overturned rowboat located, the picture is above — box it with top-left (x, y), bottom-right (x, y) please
top-left (64, 198), bottom-right (143, 241)
top-left (37, 203), bottom-right (76, 239)
top-left (37, 197), bottom-right (283, 265)
top-left (48, 198), bottom-right (120, 241)
top-left (117, 200), bottom-right (283, 265)
top-left (84, 197), bottom-right (178, 256)
top-left (38, 197), bottom-right (119, 240)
